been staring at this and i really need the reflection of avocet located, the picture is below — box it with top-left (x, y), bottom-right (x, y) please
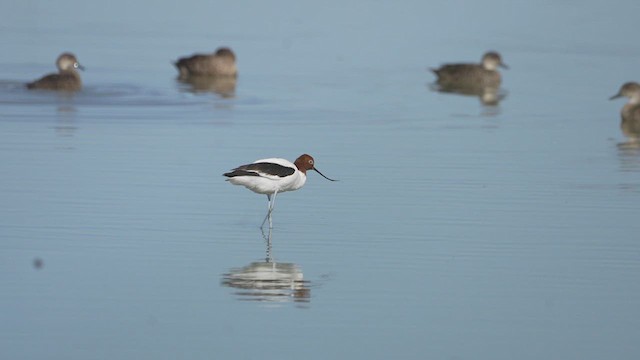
top-left (221, 227), bottom-right (310, 304)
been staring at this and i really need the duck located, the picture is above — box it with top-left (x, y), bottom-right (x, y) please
top-left (431, 51), bottom-right (508, 88)
top-left (610, 82), bottom-right (640, 139)
top-left (26, 52), bottom-right (84, 91)
top-left (174, 47), bottom-right (237, 78)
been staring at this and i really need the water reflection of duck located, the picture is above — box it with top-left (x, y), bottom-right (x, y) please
top-left (176, 75), bottom-right (236, 98)
top-left (431, 51), bottom-right (508, 88)
top-left (221, 227), bottom-right (310, 304)
top-left (610, 82), bottom-right (640, 140)
top-left (616, 140), bottom-right (640, 174)
top-left (174, 47), bottom-right (237, 78)
top-left (431, 83), bottom-right (506, 106)
top-left (26, 53), bottom-right (84, 91)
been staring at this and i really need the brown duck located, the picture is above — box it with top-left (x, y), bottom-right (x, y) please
top-left (174, 47), bottom-right (237, 78)
top-left (432, 51), bottom-right (508, 88)
top-left (27, 52), bottom-right (84, 91)
top-left (610, 82), bottom-right (640, 139)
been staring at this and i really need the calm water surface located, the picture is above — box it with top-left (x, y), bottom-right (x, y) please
top-left (1, 1), bottom-right (640, 359)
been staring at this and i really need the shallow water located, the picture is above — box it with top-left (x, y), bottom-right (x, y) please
top-left (2, 1), bottom-right (640, 359)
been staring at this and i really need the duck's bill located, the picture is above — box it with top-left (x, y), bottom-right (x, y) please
top-left (609, 93), bottom-right (622, 100)
top-left (313, 168), bottom-right (338, 181)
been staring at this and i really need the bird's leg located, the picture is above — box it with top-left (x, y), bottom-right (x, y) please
top-left (269, 191), bottom-right (278, 213)
top-left (261, 194), bottom-right (271, 229)
top-left (267, 191), bottom-right (278, 229)
top-left (260, 191), bottom-right (278, 229)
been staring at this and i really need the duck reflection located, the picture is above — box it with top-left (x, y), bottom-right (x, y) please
top-left (55, 104), bottom-right (77, 138)
top-left (430, 83), bottom-right (506, 107)
top-left (221, 227), bottom-right (310, 304)
top-left (616, 140), bottom-right (640, 173)
top-left (176, 75), bottom-right (236, 98)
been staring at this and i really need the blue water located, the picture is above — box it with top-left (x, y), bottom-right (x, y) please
top-left (2, 1), bottom-right (640, 359)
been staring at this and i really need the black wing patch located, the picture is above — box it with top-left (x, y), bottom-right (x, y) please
top-left (224, 162), bottom-right (295, 178)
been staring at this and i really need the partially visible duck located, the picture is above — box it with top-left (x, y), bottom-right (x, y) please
top-left (610, 82), bottom-right (640, 139)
